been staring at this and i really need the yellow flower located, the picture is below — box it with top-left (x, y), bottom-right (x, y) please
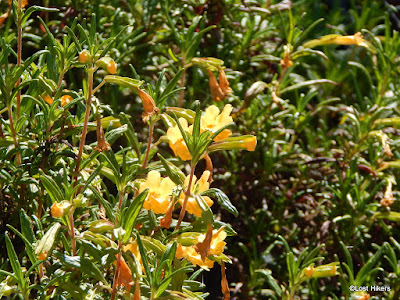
top-left (176, 227), bottom-right (226, 270)
top-left (243, 136), bottom-right (257, 151)
top-left (123, 240), bottom-right (144, 272)
top-left (166, 118), bottom-right (193, 161)
top-left (304, 32), bottom-right (369, 49)
top-left (179, 171), bottom-right (213, 217)
top-left (139, 170), bottom-right (176, 214)
top-left (201, 104), bottom-right (233, 141)
top-left (176, 244), bottom-right (214, 269)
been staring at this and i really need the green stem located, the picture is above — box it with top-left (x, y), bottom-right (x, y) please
top-left (16, 0), bottom-right (22, 120)
top-left (178, 55), bottom-right (186, 107)
top-left (176, 164), bottom-right (196, 230)
top-left (55, 69), bottom-right (66, 94)
top-left (68, 211), bottom-right (76, 256)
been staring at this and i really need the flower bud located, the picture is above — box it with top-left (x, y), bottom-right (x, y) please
top-left (208, 135), bottom-right (257, 152)
top-left (73, 194), bottom-right (88, 208)
top-left (312, 263), bottom-right (339, 278)
top-left (89, 220), bottom-right (115, 233)
top-left (96, 56), bottom-right (117, 74)
top-left (51, 200), bottom-right (72, 218)
top-left (60, 95), bottom-right (73, 107)
top-left (79, 49), bottom-right (92, 64)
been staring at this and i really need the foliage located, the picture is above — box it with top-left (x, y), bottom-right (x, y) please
top-left (1, 0), bottom-right (400, 300)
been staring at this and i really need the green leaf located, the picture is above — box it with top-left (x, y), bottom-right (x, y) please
top-left (157, 69), bottom-right (184, 107)
top-left (40, 171), bottom-right (64, 203)
top-left (21, 6), bottom-right (59, 26)
top-left (136, 232), bottom-right (152, 285)
top-left (5, 233), bottom-right (23, 285)
top-left (355, 243), bottom-right (387, 286)
top-left (121, 190), bottom-right (148, 242)
top-left (104, 124), bottom-right (127, 145)
top-left (279, 79), bottom-right (336, 94)
top-left (35, 222), bottom-right (61, 259)
top-left (255, 269), bottom-right (282, 297)
top-left (201, 188), bottom-right (238, 217)
top-left (158, 154), bottom-right (185, 185)
top-left (195, 195), bottom-right (213, 225)
top-left (6, 224), bottom-right (36, 267)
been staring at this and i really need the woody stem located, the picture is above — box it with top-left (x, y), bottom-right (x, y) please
top-left (176, 164), bottom-right (195, 230)
top-left (110, 242), bottom-right (122, 300)
top-left (73, 68), bottom-right (94, 181)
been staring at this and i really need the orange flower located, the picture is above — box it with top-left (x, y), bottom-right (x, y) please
top-left (43, 94), bottom-right (53, 105)
top-left (94, 114), bottom-right (111, 152)
top-left (51, 201), bottom-right (72, 218)
top-left (8, 0), bottom-right (28, 7)
top-left (37, 250), bottom-right (48, 261)
top-left (137, 88), bottom-right (159, 122)
top-left (107, 60), bottom-right (117, 74)
top-left (179, 171), bottom-right (213, 217)
top-left (114, 256), bottom-right (134, 292)
top-left (139, 170), bottom-right (176, 214)
top-left (51, 202), bottom-right (63, 218)
top-left (78, 49), bottom-right (91, 64)
top-left (60, 95), bottom-right (72, 107)
top-left (208, 68), bottom-right (232, 102)
top-left (304, 265), bottom-right (314, 278)
top-left (280, 45), bottom-right (293, 68)
top-left (200, 104), bottom-right (233, 141)
top-left (166, 118), bottom-right (193, 161)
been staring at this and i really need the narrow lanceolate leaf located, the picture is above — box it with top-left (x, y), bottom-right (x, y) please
top-left (104, 75), bottom-right (143, 91)
top-left (279, 79), bottom-right (336, 94)
top-left (255, 269), bottom-right (283, 297)
top-left (35, 223), bottom-right (61, 260)
top-left (121, 190), bottom-right (148, 242)
top-left (5, 233), bottom-right (23, 285)
top-left (40, 171), bottom-right (64, 203)
top-left (355, 243), bottom-right (388, 286)
top-left (201, 188), bottom-right (238, 217)
top-left (158, 154), bottom-right (185, 185)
